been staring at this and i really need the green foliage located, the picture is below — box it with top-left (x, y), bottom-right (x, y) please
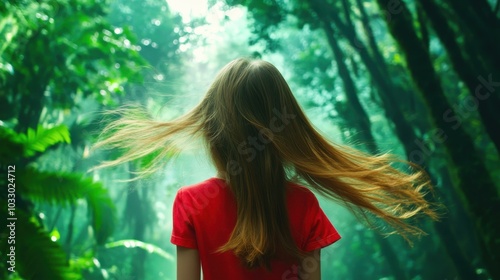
top-left (20, 125), bottom-right (71, 157)
top-left (68, 251), bottom-right (95, 277)
top-left (225, 0), bottom-right (288, 51)
top-left (0, 124), bottom-right (72, 164)
top-left (2, 210), bottom-right (80, 280)
top-left (17, 168), bottom-right (116, 245)
top-left (104, 239), bottom-right (174, 261)
top-left (107, 0), bottom-right (187, 102)
top-left (109, 0), bottom-right (183, 69)
top-left (2, 0), bottom-right (187, 278)
top-left (6, 0), bottom-right (498, 278)
top-left (0, 126), bottom-right (24, 162)
top-left (0, 0), bottom-right (146, 129)
top-left (0, 124), bottom-right (70, 160)
top-left (0, 123), bottom-right (117, 278)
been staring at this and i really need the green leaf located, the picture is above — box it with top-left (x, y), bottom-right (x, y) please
top-left (0, 126), bottom-right (24, 163)
top-left (18, 125), bottom-right (71, 157)
top-left (49, 228), bottom-right (61, 242)
top-left (105, 239), bottom-right (174, 261)
top-left (136, 149), bottom-right (164, 171)
top-left (17, 168), bottom-right (116, 245)
top-left (0, 209), bottom-right (80, 280)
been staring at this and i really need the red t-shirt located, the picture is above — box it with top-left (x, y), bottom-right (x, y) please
top-left (170, 177), bottom-right (341, 279)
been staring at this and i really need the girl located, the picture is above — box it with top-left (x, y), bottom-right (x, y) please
top-left (95, 58), bottom-right (438, 279)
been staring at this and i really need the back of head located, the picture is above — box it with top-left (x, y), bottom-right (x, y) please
top-left (199, 58), bottom-right (304, 178)
top-left (198, 58), bottom-right (306, 268)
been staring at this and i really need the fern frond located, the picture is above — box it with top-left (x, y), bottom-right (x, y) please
top-left (18, 125), bottom-right (71, 156)
top-left (17, 168), bottom-right (116, 245)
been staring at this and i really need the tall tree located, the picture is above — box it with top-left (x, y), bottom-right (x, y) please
top-left (317, 20), bottom-right (412, 278)
top-left (417, 0), bottom-right (500, 154)
top-left (374, 0), bottom-right (500, 278)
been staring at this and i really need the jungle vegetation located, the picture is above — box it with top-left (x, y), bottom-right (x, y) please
top-left (0, 0), bottom-right (499, 279)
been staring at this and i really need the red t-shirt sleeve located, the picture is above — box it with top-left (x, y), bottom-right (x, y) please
top-left (303, 191), bottom-right (341, 252)
top-left (170, 188), bottom-right (198, 249)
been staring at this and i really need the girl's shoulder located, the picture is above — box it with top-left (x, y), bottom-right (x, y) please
top-left (286, 182), bottom-right (319, 205)
top-left (176, 178), bottom-right (318, 205)
top-left (174, 177), bottom-right (226, 199)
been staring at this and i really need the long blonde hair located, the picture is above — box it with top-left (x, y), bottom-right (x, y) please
top-left (94, 58), bottom-right (438, 269)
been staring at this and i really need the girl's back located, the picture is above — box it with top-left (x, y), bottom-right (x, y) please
top-left (171, 177), bottom-right (340, 279)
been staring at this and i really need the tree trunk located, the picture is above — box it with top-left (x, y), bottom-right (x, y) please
top-left (419, 0), bottom-right (500, 155)
top-left (415, 3), bottom-right (430, 51)
top-left (308, 0), bottom-right (419, 156)
top-left (322, 19), bottom-right (409, 279)
top-left (374, 1), bottom-right (500, 278)
top-left (126, 163), bottom-right (146, 279)
top-left (323, 23), bottom-right (378, 154)
top-left (463, 0), bottom-right (500, 28)
top-left (443, 0), bottom-right (500, 93)
top-left (433, 165), bottom-right (481, 279)
top-left (319, 18), bottom-right (404, 278)
top-left (15, 31), bottom-right (52, 133)
top-left (353, 0), bottom-right (388, 69)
